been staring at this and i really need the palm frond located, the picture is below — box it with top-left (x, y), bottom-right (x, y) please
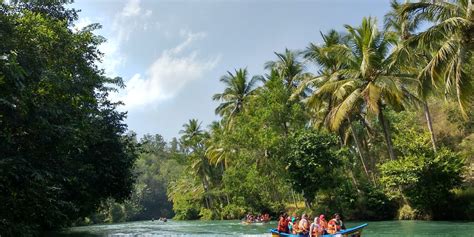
top-left (328, 88), bottom-right (362, 131)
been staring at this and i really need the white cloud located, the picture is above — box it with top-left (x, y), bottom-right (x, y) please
top-left (122, 0), bottom-right (141, 17)
top-left (96, 0), bottom-right (153, 77)
top-left (144, 9), bottom-right (153, 17)
top-left (111, 32), bottom-right (220, 109)
top-left (98, 38), bottom-right (124, 78)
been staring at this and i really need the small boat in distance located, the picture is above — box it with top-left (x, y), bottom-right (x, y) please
top-left (241, 220), bottom-right (269, 225)
top-left (270, 223), bottom-right (368, 237)
top-left (242, 213), bottom-right (271, 225)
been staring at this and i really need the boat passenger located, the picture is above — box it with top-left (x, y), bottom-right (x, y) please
top-left (298, 213), bottom-right (310, 234)
top-left (288, 216), bottom-right (295, 234)
top-left (263, 213), bottom-right (270, 222)
top-left (328, 213), bottom-right (345, 234)
top-left (309, 217), bottom-right (319, 237)
top-left (277, 213), bottom-right (289, 233)
top-left (318, 214), bottom-right (328, 235)
top-left (292, 217), bottom-right (300, 234)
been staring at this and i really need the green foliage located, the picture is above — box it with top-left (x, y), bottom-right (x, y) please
top-left (199, 208), bottom-right (217, 220)
top-left (380, 140), bottom-right (465, 219)
top-left (355, 184), bottom-right (397, 220)
top-left (286, 130), bottom-right (342, 206)
top-left (222, 162), bottom-right (286, 214)
top-left (169, 177), bottom-right (202, 220)
top-left (397, 204), bottom-right (417, 220)
top-left (220, 204), bottom-right (247, 220)
top-left (0, 2), bottom-right (138, 235)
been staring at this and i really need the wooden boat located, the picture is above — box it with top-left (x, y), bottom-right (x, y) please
top-left (270, 223), bottom-right (368, 237)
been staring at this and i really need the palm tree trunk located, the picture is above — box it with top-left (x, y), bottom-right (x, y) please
top-left (334, 127), bottom-right (361, 190)
top-left (202, 177), bottom-right (211, 209)
top-left (467, 0), bottom-right (472, 19)
top-left (423, 101), bottom-right (437, 152)
top-left (348, 119), bottom-right (371, 182)
top-left (378, 108), bottom-right (396, 160)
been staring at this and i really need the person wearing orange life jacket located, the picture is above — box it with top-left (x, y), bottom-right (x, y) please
top-left (292, 217), bottom-right (301, 234)
top-left (318, 214), bottom-right (328, 235)
top-left (298, 213), bottom-right (310, 234)
top-left (309, 217), bottom-right (320, 237)
top-left (327, 213), bottom-right (346, 234)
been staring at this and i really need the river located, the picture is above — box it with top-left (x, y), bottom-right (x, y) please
top-left (48, 220), bottom-right (474, 237)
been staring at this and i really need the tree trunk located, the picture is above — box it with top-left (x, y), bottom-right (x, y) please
top-left (203, 184), bottom-right (210, 209)
top-left (348, 168), bottom-right (361, 192)
top-left (202, 175), bottom-right (212, 209)
top-left (378, 108), bottom-right (396, 160)
top-left (291, 190), bottom-right (298, 209)
top-left (423, 101), bottom-right (437, 152)
top-left (348, 118), bottom-right (371, 182)
top-left (304, 198), bottom-right (313, 209)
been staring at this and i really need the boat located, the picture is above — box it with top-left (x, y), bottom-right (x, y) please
top-left (270, 223), bottom-right (368, 237)
top-left (241, 220), bottom-right (270, 225)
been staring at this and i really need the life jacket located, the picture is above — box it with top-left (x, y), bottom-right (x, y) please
top-left (327, 219), bottom-right (341, 234)
top-left (299, 219), bottom-right (309, 233)
top-left (278, 217), bottom-right (289, 233)
top-left (318, 219), bottom-right (328, 233)
top-left (293, 221), bottom-right (300, 234)
top-left (311, 223), bottom-right (320, 237)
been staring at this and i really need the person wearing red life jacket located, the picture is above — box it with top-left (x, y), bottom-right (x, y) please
top-left (318, 214), bottom-right (328, 235)
top-left (277, 213), bottom-right (289, 233)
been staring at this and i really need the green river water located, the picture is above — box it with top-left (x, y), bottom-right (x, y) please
top-left (47, 220), bottom-right (474, 237)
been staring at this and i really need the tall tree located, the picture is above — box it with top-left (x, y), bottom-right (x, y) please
top-left (0, 2), bottom-right (137, 234)
top-left (385, 0), bottom-right (439, 152)
top-left (179, 119), bottom-right (212, 209)
top-left (399, 0), bottom-right (474, 117)
top-left (303, 30), bottom-right (372, 181)
top-left (265, 49), bottom-right (308, 93)
top-left (206, 121), bottom-right (233, 169)
top-left (212, 68), bottom-right (262, 123)
top-left (312, 17), bottom-right (415, 160)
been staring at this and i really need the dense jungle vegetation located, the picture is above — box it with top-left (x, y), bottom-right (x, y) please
top-left (1, 0), bottom-right (473, 236)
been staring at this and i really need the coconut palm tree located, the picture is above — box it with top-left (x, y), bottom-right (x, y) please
top-left (314, 17), bottom-right (416, 160)
top-left (301, 30), bottom-right (347, 124)
top-left (179, 119), bottom-right (212, 208)
top-left (265, 49), bottom-right (309, 94)
top-left (212, 68), bottom-right (262, 123)
top-left (385, 0), bottom-right (439, 152)
top-left (206, 121), bottom-right (233, 169)
top-left (180, 119), bottom-right (205, 152)
top-left (302, 30), bottom-right (372, 180)
top-left (398, 0), bottom-right (474, 117)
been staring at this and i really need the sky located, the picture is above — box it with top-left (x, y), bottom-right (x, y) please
top-left (71, 0), bottom-right (392, 141)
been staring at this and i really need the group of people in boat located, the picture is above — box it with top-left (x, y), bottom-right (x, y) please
top-left (151, 217), bottom-right (167, 222)
top-left (277, 213), bottom-right (345, 236)
top-left (244, 213), bottom-right (271, 223)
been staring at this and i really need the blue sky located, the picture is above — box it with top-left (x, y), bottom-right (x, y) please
top-left (71, 0), bottom-right (391, 140)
